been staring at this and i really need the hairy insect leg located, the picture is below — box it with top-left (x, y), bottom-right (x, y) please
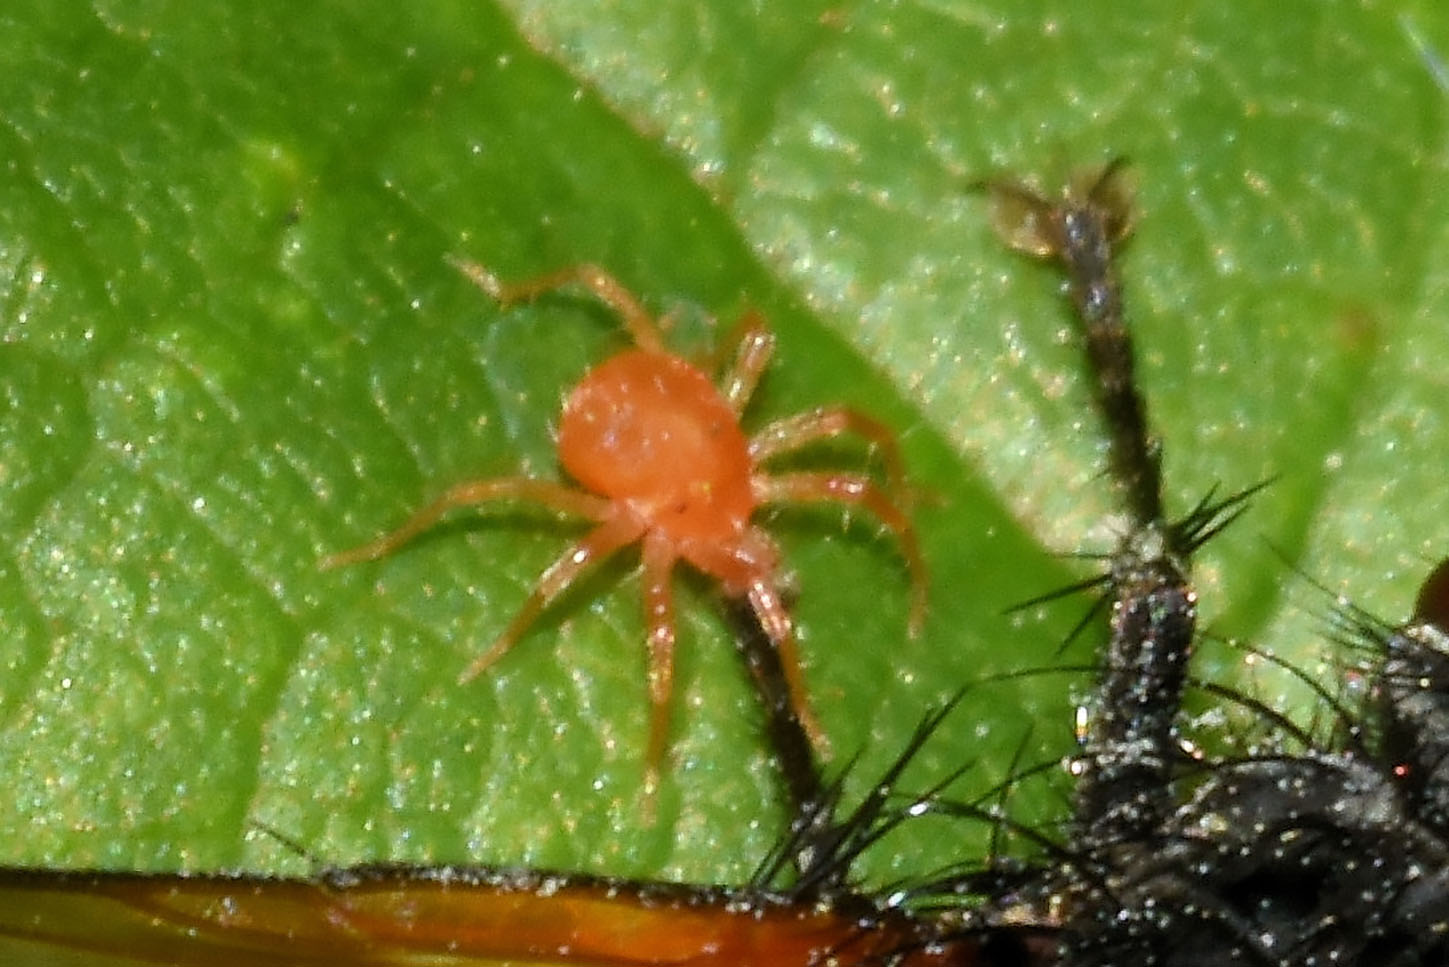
top-left (982, 166), bottom-right (1449, 965)
top-left (984, 164), bottom-right (1213, 900)
top-left (752, 472), bottom-right (927, 635)
top-left (984, 161), bottom-right (1159, 527)
top-left (639, 531), bottom-right (679, 802)
top-left (449, 257), bottom-right (669, 354)
top-left (716, 309), bottom-right (776, 414)
top-left (457, 514), bottom-right (646, 684)
top-left (748, 405), bottom-right (912, 500)
top-left (722, 596), bottom-right (828, 842)
top-left (319, 478), bottom-right (612, 570)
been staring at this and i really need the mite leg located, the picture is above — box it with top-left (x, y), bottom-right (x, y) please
top-left (744, 576), bottom-right (827, 752)
top-left (639, 531), bottom-right (679, 800)
top-left (458, 514), bottom-right (646, 684)
top-left (748, 406), bottom-right (912, 503)
top-left (320, 478), bottom-right (611, 570)
top-left (715, 309), bottom-right (775, 415)
top-left (449, 257), bottom-right (668, 354)
top-left (752, 472), bottom-right (927, 635)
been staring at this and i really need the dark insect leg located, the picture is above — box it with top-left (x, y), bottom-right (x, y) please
top-left (985, 161), bottom-right (1205, 851)
top-left (984, 160), bottom-right (1159, 526)
top-left (723, 597), bottom-right (829, 879)
top-left (983, 163), bottom-right (1289, 967)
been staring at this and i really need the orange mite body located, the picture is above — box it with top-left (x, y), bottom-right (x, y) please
top-left (560, 349), bottom-right (757, 560)
top-left (323, 262), bottom-right (926, 792)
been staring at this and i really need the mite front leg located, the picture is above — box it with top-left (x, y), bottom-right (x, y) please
top-left (716, 309), bottom-right (775, 415)
top-left (320, 478), bottom-right (612, 570)
top-left (449, 257), bottom-right (668, 354)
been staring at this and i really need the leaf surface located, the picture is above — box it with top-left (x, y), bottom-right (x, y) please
top-left (0, 0), bottom-right (1445, 892)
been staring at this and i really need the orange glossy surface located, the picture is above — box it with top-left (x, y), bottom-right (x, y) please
top-left (0, 868), bottom-right (984, 967)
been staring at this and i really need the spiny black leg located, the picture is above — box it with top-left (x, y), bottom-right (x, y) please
top-left (986, 159), bottom-right (1161, 528)
top-left (985, 160), bottom-right (1201, 850)
top-left (981, 163), bottom-right (1288, 967)
top-left (723, 597), bottom-right (829, 879)
top-left (987, 162), bottom-right (1449, 965)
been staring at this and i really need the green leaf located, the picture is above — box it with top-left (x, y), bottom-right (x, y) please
top-left (0, 0), bottom-right (1445, 897)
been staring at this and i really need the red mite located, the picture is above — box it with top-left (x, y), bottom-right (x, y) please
top-left (322, 261), bottom-right (927, 793)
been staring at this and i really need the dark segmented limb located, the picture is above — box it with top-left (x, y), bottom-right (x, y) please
top-left (988, 161), bottom-right (1449, 965)
top-left (723, 595), bottom-right (829, 879)
top-left (985, 161), bottom-right (1204, 851)
top-left (986, 159), bottom-right (1160, 527)
top-left (983, 163), bottom-right (1291, 967)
